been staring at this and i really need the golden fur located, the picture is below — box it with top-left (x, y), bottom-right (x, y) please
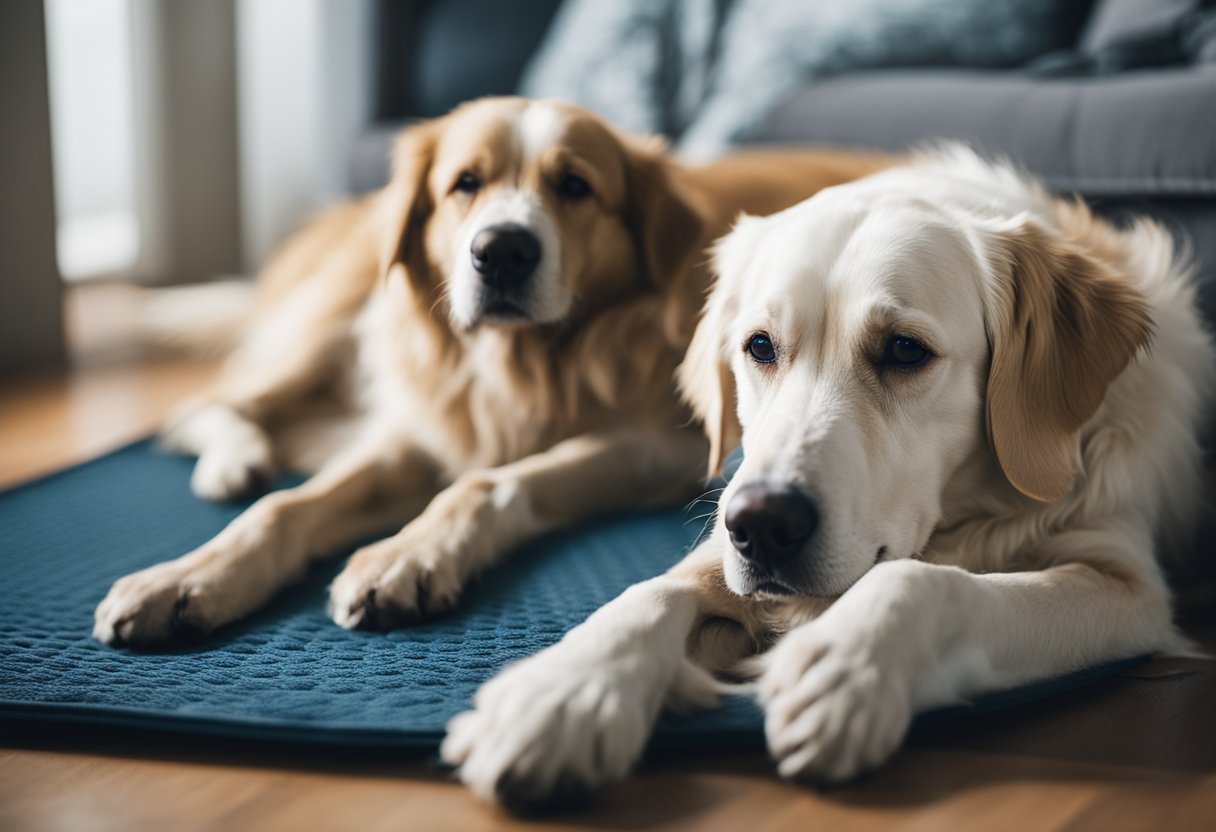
top-left (985, 214), bottom-right (1155, 502)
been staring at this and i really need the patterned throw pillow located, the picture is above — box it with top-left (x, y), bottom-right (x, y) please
top-left (521, 0), bottom-right (1093, 158)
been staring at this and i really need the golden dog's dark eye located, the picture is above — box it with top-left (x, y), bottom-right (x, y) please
top-left (746, 332), bottom-right (777, 364)
top-left (882, 336), bottom-right (931, 369)
top-left (453, 172), bottom-right (482, 194)
top-left (556, 173), bottom-right (591, 200)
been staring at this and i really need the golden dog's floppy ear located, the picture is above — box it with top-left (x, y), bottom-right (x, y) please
top-left (985, 217), bottom-right (1152, 502)
top-left (677, 236), bottom-right (746, 478)
top-left (621, 136), bottom-right (707, 344)
top-left (379, 119), bottom-right (442, 291)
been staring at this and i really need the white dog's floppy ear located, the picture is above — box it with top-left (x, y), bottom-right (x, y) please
top-left (985, 217), bottom-right (1153, 502)
top-left (677, 232), bottom-right (748, 478)
top-left (679, 297), bottom-right (740, 478)
top-left (380, 119), bottom-right (443, 291)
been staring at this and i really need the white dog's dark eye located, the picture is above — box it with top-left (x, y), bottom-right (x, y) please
top-left (882, 336), bottom-right (931, 369)
top-left (453, 172), bottom-right (482, 194)
top-left (556, 173), bottom-right (591, 200)
top-left (746, 332), bottom-right (777, 364)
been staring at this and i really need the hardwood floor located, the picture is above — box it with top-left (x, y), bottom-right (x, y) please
top-left (0, 281), bottom-right (217, 488)
top-left (0, 355), bottom-right (217, 488)
top-left (1, 283), bottom-right (1213, 831)
top-left (2, 737), bottom-right (1214, 832)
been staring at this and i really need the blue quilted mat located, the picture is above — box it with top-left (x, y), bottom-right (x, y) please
top-left (0, 440), bottom-right (1139, 751)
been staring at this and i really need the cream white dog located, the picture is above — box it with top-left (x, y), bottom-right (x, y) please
top-left (442, 146), bottom-right (1215, 808)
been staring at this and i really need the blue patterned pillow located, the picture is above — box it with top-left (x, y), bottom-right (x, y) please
top-left (521, 0), bottom-right (1093, 157)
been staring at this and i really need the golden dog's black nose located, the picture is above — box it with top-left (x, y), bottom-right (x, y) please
top-left (471, 223), bottom-right (541, 288)
top-left (725, 483), bottom-right (819, 565)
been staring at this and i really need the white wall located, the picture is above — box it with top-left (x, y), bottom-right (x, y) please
top-left (44, 0), bottom-right (373, 282)
top-left (236, 0), bottom-right (374, 270)
top-left (130, 0), bottom-right (242, 284)
top-left (47, 0), bottom-right (243, 284)
top-left (45, 0), bottom-right (139, 281)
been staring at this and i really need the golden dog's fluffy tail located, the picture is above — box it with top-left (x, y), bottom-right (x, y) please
top-left (137, 279), bottom-right (257, 357)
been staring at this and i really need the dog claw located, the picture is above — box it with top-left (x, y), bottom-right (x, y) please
top-left (170, 594), bottom-right (209, 643)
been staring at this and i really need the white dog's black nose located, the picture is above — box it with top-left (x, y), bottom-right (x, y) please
top-left (471, 223), bottom-right (541, 289)
top-left (724, 483), bottom-right (819, 565)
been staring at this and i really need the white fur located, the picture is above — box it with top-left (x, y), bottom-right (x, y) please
top-left (444, 148), bottom-right (1215, 803)
top-left (441, 576), bottom-right (713, 806)
top-left (518, 101), bottom-right (563, 162)
top-left (447, 188), bottom-right (566, 328)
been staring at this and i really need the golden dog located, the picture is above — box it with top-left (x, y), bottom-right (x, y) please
top-left (94, 97), bottom-right (886, 646)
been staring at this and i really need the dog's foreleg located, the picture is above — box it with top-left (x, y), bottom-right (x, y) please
top-left (441, 541), bottom-right (761, 809)
top-left (328, 428), bottom-right (708, 628)
top-left (93, 434), bottom-right (440, 647)
top-left (162, 276), bottom-right (363, 501)
top-left (756, 530), bottom-right (1181, 782)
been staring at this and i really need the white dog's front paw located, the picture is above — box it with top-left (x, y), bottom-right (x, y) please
top-left (328, 532), bottom-right (466, 630)
top-left (758, 626), bottom-right (912, 782)
top-left (441, 649), bottom-right (657, 811)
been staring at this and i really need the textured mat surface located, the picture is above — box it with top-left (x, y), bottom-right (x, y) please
top-left (0, 440), bottom-right (1139, 751)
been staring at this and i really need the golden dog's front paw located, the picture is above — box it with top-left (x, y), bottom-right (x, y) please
top-left (161, 402), bottom-right (275, 502)
top-left (758, 627), bottom-right (912, 783)
top-left (189, 441), bottom-right (273, 502)
top-left (328, 533), bottom-right (466, 631)
top-left (93, 561), bottom-right (221, 647)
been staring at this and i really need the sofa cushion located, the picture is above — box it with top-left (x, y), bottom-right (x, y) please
top-left (1080, 0), bottom-right (1199, 52)
top-left (1053, 0), bottom-right (1216, 72)
top-left (753, 68), bottom-right (1216, 197)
